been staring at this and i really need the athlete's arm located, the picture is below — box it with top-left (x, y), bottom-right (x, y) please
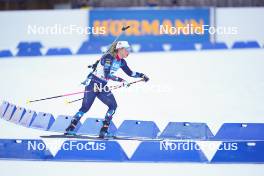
top-left (121, 59), bottom-right (144, 78)
top-left (121, 59), bottom-right (149, 82)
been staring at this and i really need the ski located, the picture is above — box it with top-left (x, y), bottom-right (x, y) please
top-left (40, 134), bottom-right (162, 141)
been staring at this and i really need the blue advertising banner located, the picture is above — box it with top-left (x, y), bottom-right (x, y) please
top-left (89, 8), bottom-right (211, 43)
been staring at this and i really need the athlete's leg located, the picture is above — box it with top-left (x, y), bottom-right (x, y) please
top-left (97, 91), bottom-right (117, 137)
top-left (65, 83), bottom-right (97, 133)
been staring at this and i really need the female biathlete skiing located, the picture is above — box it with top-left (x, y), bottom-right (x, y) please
top-left (65, 41), bottom-right (149, 138)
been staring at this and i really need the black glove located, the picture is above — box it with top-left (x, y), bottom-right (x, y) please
top-left (141, 74), bottom-right (149, 82)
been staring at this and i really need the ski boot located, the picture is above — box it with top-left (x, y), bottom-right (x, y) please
top-left (64, 118), bottom-right (79, 136)
top-left (99, 120), bottom-right (110, 139)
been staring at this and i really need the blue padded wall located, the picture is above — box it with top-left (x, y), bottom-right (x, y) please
top-left (232, 41), bottom-right (260, 49)
top-left (0, 50), bottom-right (12, 57)
top-left (19, 110), bottom-right (37, 127)
top-left (30, 112), bottom-right (55, 130)
top-left (214, 123), bottom-right (264, 140)
top-left (46, 48), bottom-right (72, 55)
top-left (211, 141), bottom-right (264, 163)
top-left (17, 42), bottom-right (42, 56)
top-left (201, 42), bottom-right (228, 50)
top-left (115, 120), bottom-right (160, 139)
top-left (159, 122), bottom-right (214, 140)
top-left (49, 115), bottom-right (81, 133)
top-left (2, 103), bottom-right (16, 121)
top-left (0, 101), bottom-right (9, 118)
top-left (9, 106), bottom-right (26, 124)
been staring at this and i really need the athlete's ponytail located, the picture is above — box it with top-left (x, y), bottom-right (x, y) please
top-left (109, 41), bottom-right (118, 57)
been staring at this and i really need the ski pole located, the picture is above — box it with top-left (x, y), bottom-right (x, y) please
top-left (26, 90), bottom-right (92, 104)
top-left (110, 79), bottom-right (144, 90)
top-left (66, 79), bottom-right (145, 104)
top-left (66, 97), bottom-right (83, 104)
top-left (27, 79), bottom-right (144, 104)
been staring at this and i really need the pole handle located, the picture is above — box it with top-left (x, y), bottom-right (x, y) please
top-left (122, 26), bottom-right (130, 31)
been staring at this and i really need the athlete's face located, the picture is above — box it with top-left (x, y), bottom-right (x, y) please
top-left (118, 48), bottom-right (129, 58)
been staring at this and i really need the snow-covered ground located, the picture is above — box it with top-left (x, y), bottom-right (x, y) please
top-left (0, 49), bottom-right (264, 176)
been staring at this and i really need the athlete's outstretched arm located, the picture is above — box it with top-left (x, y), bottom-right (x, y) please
top-left (121, 59), bottom-right (149, 82)
top-left (121, 59), bottom-right (144, 78)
